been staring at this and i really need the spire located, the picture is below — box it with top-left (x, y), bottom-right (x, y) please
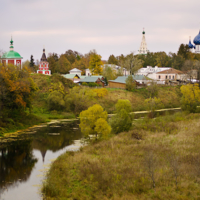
top-left (40, 48), bottom-right (47, 62)
top-left (138, 28), bottom-right (149, 55)
top-left (10, 36), bottom-right (14, 51)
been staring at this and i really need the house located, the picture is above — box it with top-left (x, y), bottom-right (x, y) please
top-left (69, 68), bottom-right (82, 76)
top-left (62, 74), bottom-right (82, 83)
top-left (108, 75), bottom-right (151, 89)
top-left (156, 68), bottom-right (187, 84)
top-left (79, 76), bottom-right (105, 87)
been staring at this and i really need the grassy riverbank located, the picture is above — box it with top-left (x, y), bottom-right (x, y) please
top-left (42, 112), bottom-right (200, 200)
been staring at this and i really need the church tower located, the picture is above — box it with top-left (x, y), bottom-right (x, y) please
top-left (138, 28), bottom-right (149, 55)
top-left (37, 49), bottom-right (51, 75)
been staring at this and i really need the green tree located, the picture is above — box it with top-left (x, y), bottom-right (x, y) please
top-left (125, 75), bottom-right (136, 91)
top-left (79, 104), bottom-right (111, 139)
top-left (47, 91), bottom-right (65, 111)
top-left (89, 52), bottom-right (103, 75)
top-left (180, 83), bottom-right (200, 112)
top-left (102, 64), bottom-right (117, 80)
top-left (110, 99), bottom-right (132, 134)
top-left (64, 50), bottom-right (82, 64)
top-left (47, 53), bottom-right (58, 74)
top-left (30, 55), bottom-right (35, 68)
top-left (177, 44), bottom-right (190, 60)
top-left (108, 54), bottom-right (118, 65)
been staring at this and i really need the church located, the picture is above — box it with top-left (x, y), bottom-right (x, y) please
top-left (37, 49), bottom-right (51, 75)
top-left (138, 29), bottom-right (149, 55)
top-left (0, 38), bottom-right (23, 69)
top-left (188, 30), bottom-right (200, 53)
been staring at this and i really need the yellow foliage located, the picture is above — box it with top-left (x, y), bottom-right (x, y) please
top-left (93, 88), bottom-right (108, 98)
top-left (180, 83), bottom-right (200, 105)
top-left (79, 104), bottom-right (109, 138)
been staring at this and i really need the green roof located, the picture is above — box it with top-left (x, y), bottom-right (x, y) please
top-left (1, 50), bottom-right (22, 59)
top-left (79, 76), bottom-right (101, 83)
top-left (109, 75), bottom-right (148, 84)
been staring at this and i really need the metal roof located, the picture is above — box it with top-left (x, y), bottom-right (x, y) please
top-left (79, 76), bottom-right (101, 83)
top-left (62, 74), bottom-right (80, 79)
top-left (69, 68), bottom-right (82, 72)
top-left (109, 75), bottom-right (148, 84)
top-left (2, 51), bottom-right (22, 59)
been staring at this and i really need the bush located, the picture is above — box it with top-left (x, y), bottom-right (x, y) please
top-left (82, 82), bottom-right (88, 86)
top-left (47, 91), bottom-right (65, 111)
top-left (126, 75), bottom-right (136, 91)
top-left (110, 109), bottom-right (132, 134)
top-left (88, 82), bottom-right (100, 87)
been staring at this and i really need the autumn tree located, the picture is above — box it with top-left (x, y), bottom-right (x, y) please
top-left (0, 64), bottom-right (38, 117)
top-left (56, 54), bottom-right (71, 74)
top-left (89, 51), bottom-right (103, 75)
top-left (64, 50), bottom-right (82, 64)
top-left (79, 104), bottom-right (111, 139)
top-left (180, 83), bottom-right (200, 112)
top-left (177, 44), bottom-right (190, 60)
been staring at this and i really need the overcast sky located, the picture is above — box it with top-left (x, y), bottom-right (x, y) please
top-left (0, 0), bottom-right (200, 62)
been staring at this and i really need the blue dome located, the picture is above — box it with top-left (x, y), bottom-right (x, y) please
top-left (188, 40), bottom-right (194, 48)
top-left (193, 31), bottom-right (200, 45)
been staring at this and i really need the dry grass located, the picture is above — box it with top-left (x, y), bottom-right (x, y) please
top-left (42, 113), bottom-right (200, 200)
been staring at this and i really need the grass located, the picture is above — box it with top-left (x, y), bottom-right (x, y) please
top-left (42, 112), bottom-right (200, 200)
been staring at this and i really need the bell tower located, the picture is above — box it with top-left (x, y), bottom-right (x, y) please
top-left (138, 28), bottom-right (149, 55)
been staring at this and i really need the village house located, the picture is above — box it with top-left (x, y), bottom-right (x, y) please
top-left (156, 68), bottom-right (187, 84)
top-left (79, 76), bottom-right (105, 87)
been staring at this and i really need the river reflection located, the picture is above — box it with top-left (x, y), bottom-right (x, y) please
top-left (0, 120), bottom-right (82, 200)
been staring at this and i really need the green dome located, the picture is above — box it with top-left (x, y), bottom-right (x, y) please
top-left (2, 50), bottom-right (22, 59)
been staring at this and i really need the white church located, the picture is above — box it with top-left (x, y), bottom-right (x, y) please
top-left (188, 30), bottom-right (200, 53)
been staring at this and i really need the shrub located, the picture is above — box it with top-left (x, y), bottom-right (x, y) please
top-left (81, 82), bottom-right (88, 86)
top-left (88, 82), bottom-right (100, 87)
top-left (93, 88), bottom-right (108, 98)
top-left (47, 91), bottom-right (65, 111)
top-left (126, 75), bottom-right (136, 91)
top-left (115, 99), bottom-right (132, 113)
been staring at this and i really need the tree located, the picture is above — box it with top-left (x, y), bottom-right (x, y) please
top-left (89, 52), bottom-right (103, 75)
top-left (79, 104), bottom-right (111, 139)
top-left (147, 82), bottom-right (158, 98)
top-left (125, 75), bottom-right (136, 91)
top-left (0, 64), bottom-right (38, 116)
top-left (30, 55), bottom-right (35, 68)
top-left (47, 91), bottom-right (65, 111)
top-left (155, 52), bottom-right (169, 67)
top-left (64, 50), bottom-right (82, 64)
top-left (177, 44), bottom-right (190, 60)
top-left (47, 53), bottom-right (59, 74)
top-left (110, 99), bottom-right (132, 134)
top-left (115, 99), bottom-right (132, 113)
top-left (124, 52), bottom-right (144, 75)
top-left (180, 83), bottom-right (200, 112)
top-left (108, 54), bottom-right (118, 65)
top-left (102, 64), bottom-right (117, 80)
top-left (56, 54), bottom-right (71, 74)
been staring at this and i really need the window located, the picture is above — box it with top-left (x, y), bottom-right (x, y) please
top-left (159, 75), bottom-right (161, 79)
top-left (172, 76), bottom-right (174, 79)
top-left (166, 75), bottom-right (168, 79)
top-left (169, 75), bottom-right (171, 79)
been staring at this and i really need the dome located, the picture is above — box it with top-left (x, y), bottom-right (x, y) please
top-left (188, 40), bottom-right (194, 48)
top-left (193, 31), bottom-right (200, 45)
top-left (1, 50), bottom-right (22, 59)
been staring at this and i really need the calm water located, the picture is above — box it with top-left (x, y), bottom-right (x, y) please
top-left (0, 120), bottom-right (83, 200)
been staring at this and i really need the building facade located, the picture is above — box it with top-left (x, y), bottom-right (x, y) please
top-left (37, 49), bottom-right (51, 75)
top-left (1, 38), bottom-right (23, 69)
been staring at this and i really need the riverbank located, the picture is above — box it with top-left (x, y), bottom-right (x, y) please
top-left (42, 112), bottom-right (200, 200)
top-left (0, 111), bottom-right (76, 137)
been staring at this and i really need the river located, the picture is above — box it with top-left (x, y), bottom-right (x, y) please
top-left (0, 119), bottom-right (83, 200)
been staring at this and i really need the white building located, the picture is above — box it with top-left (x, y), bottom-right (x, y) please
top-left (69, 68), bottom-right (82, 76)
top-left (138, 29), bottom-right (149, 55)
top-left (136, 66), bottom-right (171, 80)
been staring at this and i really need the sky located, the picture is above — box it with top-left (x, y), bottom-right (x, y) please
top-left (0, 0), bottom-right (200, 62)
